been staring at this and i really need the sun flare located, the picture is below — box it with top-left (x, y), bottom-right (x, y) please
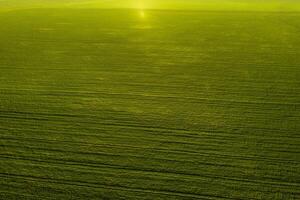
top-left (139, 10), bottom-right (145, 18)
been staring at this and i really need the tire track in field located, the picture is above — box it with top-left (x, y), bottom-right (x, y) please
top-left (0, 173), bottom-right (228, 200)
top-left (1, 135), bottom-right (299, 164)
top-left (2, 155), bottom-right (300, 190)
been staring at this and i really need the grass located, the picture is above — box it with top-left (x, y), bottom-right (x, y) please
top-left (0, 5), bottom-right (300, 200)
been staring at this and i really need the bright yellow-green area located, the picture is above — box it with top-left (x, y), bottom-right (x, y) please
top-left (73, 0), bottom-right (300, 12)
top-left (1, 0), bottom-right (300, 12)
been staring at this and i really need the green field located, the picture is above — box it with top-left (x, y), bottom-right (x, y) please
top-left (1, 1), bottom-right (300, 200)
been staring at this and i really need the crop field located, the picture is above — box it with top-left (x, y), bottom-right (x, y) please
top-left (0, 5), bottom-right (300, 200)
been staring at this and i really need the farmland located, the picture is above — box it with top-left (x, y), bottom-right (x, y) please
top-left (0, 3), bottom-right (300, 200)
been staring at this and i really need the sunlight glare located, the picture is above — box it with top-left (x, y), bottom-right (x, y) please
top-left (139, 10), bottom-right (146, 19)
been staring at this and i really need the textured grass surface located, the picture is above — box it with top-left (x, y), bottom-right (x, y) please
top-left (0, 8), bottom-right (300, 199)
